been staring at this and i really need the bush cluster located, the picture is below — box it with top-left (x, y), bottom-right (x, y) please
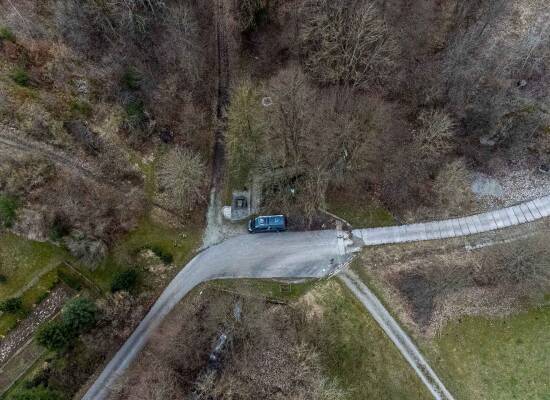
top-left (36, 298), bottom-right (97, 352)
top-left (57, 270), bottom-right (82, 291)
top-left (110, 269), bottom-right (139, 293)
top-left (0, 194), bottom-right (18, 228)
top-left (8, 385), bottom-right (63, 400)
top-left (11, 67), bottom-right (30, 87)
top-left (121, 67), bottom-right (141, 91)
top-left (0, 26), bottom-right (15, 42)
top-left (146, 245), bottom-right (173, 264)
top-left (0, 297), bottom-right (23, 313)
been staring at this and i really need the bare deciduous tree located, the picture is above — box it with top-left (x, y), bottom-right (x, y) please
top-left (300, 0), bottom-right (398, 87)
top-left (157, 3), bottom-right (201, 83)
top-left (237, 0), bottom-right (267, 32)
top-left (413, 110), bottom-right (455, 162)
top-left (84, 0), bottom-right (167, 37)
top-left (157, 148), bottom-right (206, 212)
top-left (433, 159), bottom-right (474, 216)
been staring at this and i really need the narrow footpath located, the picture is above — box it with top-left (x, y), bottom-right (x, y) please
top-left (202, 0), bottom-right (230, 248)
top-left (354, 196), bottom-right (550, 245)
top-left (340, 270), bottom-right (455, 400)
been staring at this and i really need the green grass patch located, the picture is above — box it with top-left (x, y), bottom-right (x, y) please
top-left (56, 268), bottom-right (83, 292)
top-left (214, 278), bottom-right (431, 399)
top-left (10, 67), bottom-right (30, 87)
top-left (0, 195), bottom-right (18, 228)
top-left (125, 99), bottom-right (145, 125)
top-left (110, 269), bottom-right (138, 293)
top-left (133, 154), bottom-right (157, 202)
top-left (0, 26), bottom-right (15, 42)
top-left (142, 245), bottom-right (173, 264)
top-left (0, 233), bottom-right (69, 300)
top-left (0, 297), bottom-right (23, 313)
top-left (306, 280), bottom-right (431, 400)
top-left (326, 191), bottom-right (394, 228)
top-left (424, 306), bottom-right (550, 400)
top-left (68, 99), bottom-right (92, 118)
top-left (82, 217), bottom-right (201, 291)
top-left (0, 312), bottom-right (18, 338)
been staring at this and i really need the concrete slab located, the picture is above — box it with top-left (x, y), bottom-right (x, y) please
top-left (490, 210), bottom-right (506, 229)
top-left (460, 218), bottom-right (472, 235)
top-left (467, 216), bottom-right (481, 234)
top-left (526, 201), bottom-right (543, 219)
top-left (519, 203), bottom-right (536, 221)
top-left (443, 220), bottom-right (457, 238)
top-left (510, 206), bottom-right (527, 224)
top-left (532, 198), bottom-right (550, 216)
top-left (504, 207), bottom-right (519, 225)
top-left (471, 215), bottom-right (484, 233)
top-left (451, 219), bottom-right (464, 237)
top-left (478, 212), bottom-right (498, 231)
top-left (497, 209), bottom-right (513, 227)
top-left (425, 222), bottom-right (442, 240)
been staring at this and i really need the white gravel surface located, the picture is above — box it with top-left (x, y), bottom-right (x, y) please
top-left (472, 167), bottom-right (550, 208)
top-left (0, 286), bottom-right (72, 366)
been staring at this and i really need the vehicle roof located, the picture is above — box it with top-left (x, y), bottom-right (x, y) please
top-left (255, 215), bottom-right (285, 226)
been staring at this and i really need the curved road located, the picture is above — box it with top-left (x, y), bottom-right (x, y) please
top-left (83, 230), bottom-right (352, 400)
top-left (83, 195), bottom-right (550, 400)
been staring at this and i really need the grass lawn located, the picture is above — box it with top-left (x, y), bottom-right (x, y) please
top-left (82, 217), bottom-right (202, 291)
top-left (0, 233), bottom-right (69, 300)
top-left (423, 306), bottom-right (550, 400)
top-left (326, 190), bottom-right (395, 228)
top-left (307, 280), bottom-right (431, 400)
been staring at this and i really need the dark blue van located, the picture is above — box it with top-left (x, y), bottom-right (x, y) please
top-left (248, 215), bottom-right (287, 233)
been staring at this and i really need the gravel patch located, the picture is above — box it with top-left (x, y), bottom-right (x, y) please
top-left (472, 165), bottom-right (550, 209)
top-left (0, 285), bottom-right (72, 366)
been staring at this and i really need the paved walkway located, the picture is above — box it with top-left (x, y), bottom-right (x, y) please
top-left (341, 270), bottom-right (455, 400)
top-left (353, 196), bottom-right (550, 245)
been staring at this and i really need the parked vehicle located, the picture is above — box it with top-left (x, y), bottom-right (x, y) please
top-left (248, 215), bottom-right (287, 233)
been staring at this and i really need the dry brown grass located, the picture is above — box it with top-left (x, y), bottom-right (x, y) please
top-left (110, 285), bottom-right (344, 400)
top-left (356, 221), bottom-right (550, 337)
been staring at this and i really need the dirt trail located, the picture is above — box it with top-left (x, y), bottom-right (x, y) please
top-left (0, 125), bottom-right (99, 180)
top-left (203, 0), bottom-right (230, 247)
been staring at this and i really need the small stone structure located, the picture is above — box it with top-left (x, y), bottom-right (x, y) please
top-left (230, 191), bottom-right (251, 221)
top-left (227, 178), bottom-right (262, 222)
